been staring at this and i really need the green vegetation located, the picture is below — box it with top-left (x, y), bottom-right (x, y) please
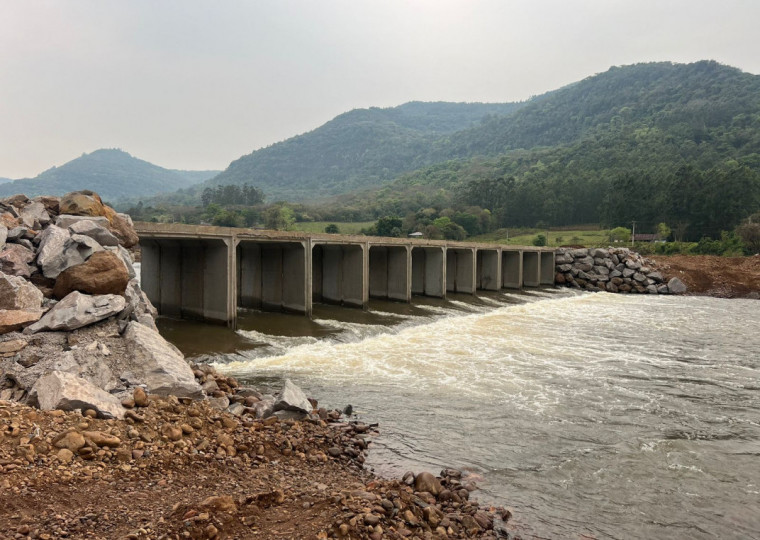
top-left (292, 221), bottom-right (373, 234)
top-left (0, 149), bottom-right (218, 200)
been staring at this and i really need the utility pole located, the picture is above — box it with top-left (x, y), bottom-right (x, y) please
top-left (631, 220), bottom-right (636, 247)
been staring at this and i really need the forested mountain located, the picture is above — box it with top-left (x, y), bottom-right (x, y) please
top-left (0, 149), bottom-right (219, 201)
top-left (205, 102), bottom-right (523, 200)
top-left (0, 178), bottom-right (12, 185)
top-left (329, 61), bottom-right (760, 240)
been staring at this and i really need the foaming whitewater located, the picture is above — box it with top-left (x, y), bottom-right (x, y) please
top-left (175, 290), bottom-right (760, 539)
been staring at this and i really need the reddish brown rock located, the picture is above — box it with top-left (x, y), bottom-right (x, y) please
top-left (59, 191), bottom-right (107, 218)
top-left (53, 251), bottom-right (130, 299)
top-left (0, 244), bottom-right (35, 277)
top-left (106, 213), bottom-right (139, 248)
top-left (0, 309), bottom-right (42, 334)
top-left (0, 212), bottom-right (20, 229)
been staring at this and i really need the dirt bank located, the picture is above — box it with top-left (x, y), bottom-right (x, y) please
top-left (650, 254), bottom-right (760, 298)
top-left (0, 394), bottom-right (510, 540)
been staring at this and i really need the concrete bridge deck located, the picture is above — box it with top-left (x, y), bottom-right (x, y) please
top-left (135, 222), bottom-right (556, 328)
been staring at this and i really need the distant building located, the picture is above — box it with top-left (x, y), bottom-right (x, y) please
top-left (634, 233), bottom-right (658, 242)
top-left (408, 232), bottom-right (424, 238)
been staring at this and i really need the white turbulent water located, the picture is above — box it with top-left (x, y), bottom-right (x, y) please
top-left (214, 292), bottom-right (760, 539)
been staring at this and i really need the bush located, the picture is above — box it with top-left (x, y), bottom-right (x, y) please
top-left (532, 234), bottom-right (547, 246)
top-left (324, 224), bottom-right (340, 234)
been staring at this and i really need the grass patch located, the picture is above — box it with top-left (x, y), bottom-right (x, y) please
top-left (470, 228), bottom-right (613, 247)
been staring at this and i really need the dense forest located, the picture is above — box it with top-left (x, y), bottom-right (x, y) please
top-left (0, 149), bottom-right (218, 200)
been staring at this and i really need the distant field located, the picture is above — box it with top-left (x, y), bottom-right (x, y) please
top-left (292, 221), bottom-right (373, 234)
top-left (470, 228), bottom-right (612, 247)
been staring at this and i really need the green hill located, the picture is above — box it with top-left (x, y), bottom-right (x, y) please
top-left (333, 61), bottom-right (760, 239)
top-left (0, 149), bottom-right (219, 201)
top-left (206, 102), bottom-right (523, 200)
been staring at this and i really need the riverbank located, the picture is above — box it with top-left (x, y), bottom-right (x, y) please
top-left (651, 254), bottom-right (760, 298)
top-left (0, 372), bottom-right (510, 539)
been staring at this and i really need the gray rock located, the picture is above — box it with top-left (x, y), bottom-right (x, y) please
top-left (121, 321), bottom-right (203, 399)
top-left (667, 277), bottom-right (688, 294)
top-left (123, 279), bottom-right (158, 329)
top-left (557, 263), bottom-right (572, 272)
top-left (7, 227), bottom-right (35, 242)
top-left (55, 214), bottom-right (110, 229)
top-left (606, 282), bottom-right (619, 293)
top-left (42, 233), bottom-right (104, 279)
top-left (252, 396), bottom-right (276, 419)
top-left (657, 284), bottom-right (670, 294)
top-left (577, 263), bottom-right (593, 272)
top-left (648, 271), bottom-right (664, 283)
top-left (646, 284), bottom-right (658, 294)
top-left (0, 271), bottom-right (43, 311)
top-left (554, 253), bottom-right (573, 264)
top-left (625, 259), bottom-right (641, 270)
top-left (227, 402), bottom-right (246, 416)
top-left (105, 245), bottom-right (136, 279)
top-left (0, 224), bottom-right (6, 251)
top-left (593, 265), bottom-right (610, 275)
top-left (609, 269), bottom-right (622, 278)
top-left (611, 254), bottom-right (620, 265)
top-left (590, 248), bottom-right (609, 259)
top-left (633, 272), bottom-right (647, 283)
top-left (622, 268), bottom-right (636, 278)
top-left (0, 350), bottom-right (79, 393)
top-left (68, 220), bottom-right (119, 247)
top-left (26, 291), bottom-right (126, 333)
top-left (29, 371), bottom-right (124, 419)
top-left (36, 226), bottom-right (71, 278)
top-left (273, 378), bottom-right (313, 414)
top-left (576, 256), bottom-right (594, 267)
top-left (207, 395), bottom-right (230, 410)
top-left (570, 248), bottom-right (589, 258)
top-left (18, 201), bottom-right (51, 230)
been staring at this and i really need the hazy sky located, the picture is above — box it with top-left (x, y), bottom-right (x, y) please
top-left (2, 0), bottom-right (759, 178)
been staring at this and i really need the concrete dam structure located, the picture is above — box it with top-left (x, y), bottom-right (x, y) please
top-left (136, 223), bottom-right (556, 328)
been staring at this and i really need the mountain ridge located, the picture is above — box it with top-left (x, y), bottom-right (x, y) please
top-left (0, 149), bottom-right (219, 202)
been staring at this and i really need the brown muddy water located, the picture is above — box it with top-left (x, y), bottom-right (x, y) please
top-left (157, 290), bottom-right (760, 539)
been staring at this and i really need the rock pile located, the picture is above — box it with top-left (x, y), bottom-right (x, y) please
top-left (554, 247), bottom-right (687, 294)
top-left (0, 190), bottom-right (209, 416)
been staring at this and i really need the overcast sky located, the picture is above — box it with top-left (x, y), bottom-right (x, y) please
top-left (1, 0), bottom-right (759, 178)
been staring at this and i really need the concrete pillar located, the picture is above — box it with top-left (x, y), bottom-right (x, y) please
top-left (411, 246), bottom-right (445, 297)
top-left (369, 245), bottom-right (411, 301)
top-left (476, 249), bottom-right (501, 291)
top-left (446, 248), bottom-right (476, 294)
top-left (502, 250), bottom-right (522, 289)
top-left (540, 251), bottom-right (556, 285)
top-left (312, 244), bottom-right (367, 308)
top-left (237, 241), bottom-right (310, 315)
top-left (523, 251), bottom-right (540, 287)
top-left (140, 238), bottom-right (236, 327)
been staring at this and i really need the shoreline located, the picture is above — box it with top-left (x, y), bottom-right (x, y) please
top-left (0, 367), bottom-right (513, 539)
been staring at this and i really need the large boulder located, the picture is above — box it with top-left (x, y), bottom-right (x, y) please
top-left (107, 213), bottom-right (139, 248)
top-left (0, 224), bottom-right (7, 251)
top-left (37, 231), bottom-right (103, 279)
top-left (53, 251), bottom-right (130, 299)
top-left (0, 243), bottom-right (35, 277)
top-left (18, 201), bottom-right (51, 230)
top-left (121, 321), bottom-right (203, 399)
top-left (59, 191), bottom-right (107, 218)
top-left (0, 309), bottom-right (42, 334)
top-left (273, 379), bottom-right (313, 414)
top-left (667, 277), bottom-right (688, 294)
top-left (36, 225), bottom-right (71, 278)
top-left (25, 291), bottom-right (126, 333)
top-left (29, 371), bottom-right (125, 419)
top-left (68, 219), bottom-right (119, 247)
top-left (0, 272), bottom-right (43, 310)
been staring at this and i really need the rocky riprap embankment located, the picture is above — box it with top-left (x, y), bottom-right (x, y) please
top-left (554, 247), bottom-right (687, 294)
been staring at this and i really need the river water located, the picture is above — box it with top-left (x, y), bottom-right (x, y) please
top-left (157, 290), bottom-right (760, 539)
